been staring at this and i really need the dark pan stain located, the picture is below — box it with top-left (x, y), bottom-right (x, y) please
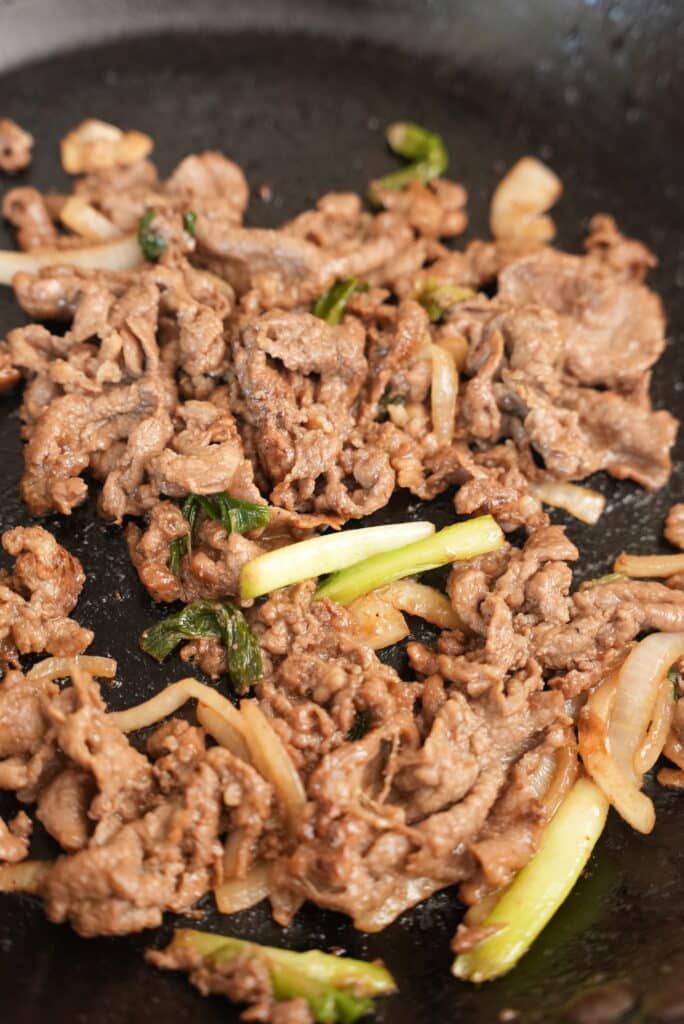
top-left (0, 4), bottom-right (683, 1022)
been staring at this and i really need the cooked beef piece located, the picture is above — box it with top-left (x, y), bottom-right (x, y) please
top-left (36, 768), bottom-right (94, 851)
top-left (0, 526), bottom-right (93, 664)
top-left (165, 151), bottom-right (249, 225)
top-left (0, 118), bottom-right (33, 173)
top-left (665, 504), bottom-right (684, 550)
top-left (497, 241), bottom-right (664, 389)
top-left (73, 159), bottom-right (160, 231)
top-left (126, 501), bottom-right (264, 605)
top-left (0, 811), bottom-right (32, 862)
top-left (2, 186), bottom-right (58, 249)
top-left (148, 944), bottom-right (314, 1024)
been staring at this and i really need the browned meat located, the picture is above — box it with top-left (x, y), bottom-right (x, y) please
top-left (3, 186), bottom-right (59, 250)
top-left (148, 944), bottom-right (313, 1024)
top-left (0, 118), bottom-right (33, 173)
top-left (73, 159), bottom-right (160, 230)
top-left (0, 526), bottom-right (93, 664)
top-left (497, 243), bottom-right (665, 389)
top-left (165, 151), bottom-right (249, 225)
top-left (665, 504), bottom-right (684, 550)
top-left (0, 811), bottom-right (32, 862)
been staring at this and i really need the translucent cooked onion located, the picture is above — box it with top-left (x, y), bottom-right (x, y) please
top-left (214, 863), bottom-right (271, 914)
top-left (380, 579), bottom-right (462, 630)
top-left (27, 655), bottom-right (117, 681)
top-left (61, 118), bottom-right (153, 174)
top-left (239, 699), bottom-right (306, 830)
top-left (430, 343), bottom-right (458, 445)
top-left (528, 481), bottom-right (605, 525)
top-left (490, 156), bottom-right (562, 242)
top-left (59, 196), bottom-right (120, 241)
top-left (0, 234), bottom-right (142, 285)
top-left (436, 330), bottom-right (469, 371)
top-left (108, 678), bottom-right (245, 736)
top-left (635, 676), bottom-right (674, 774)
top-left (0, 859), bottom-right (52, 894)
top-left (609, 632), bottom-right (684, 784)
top-left (613, 552), bottom-right (684, 578)
top-left (527, 744), bottom-right (578, 818)
top-left (579, 673), bottom-right (655, 833)
top-left (348, 592), bottom-right (410, 650)
top-left (353, 876), bottom-right (446, 932)
top-left (196, 702), bottom-right (250, 762)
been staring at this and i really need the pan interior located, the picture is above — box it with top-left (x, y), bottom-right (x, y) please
top-left (0, 22), bottom-right (683, 1024)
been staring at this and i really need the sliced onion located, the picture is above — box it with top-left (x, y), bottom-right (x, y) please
top-left (430, 343), bottom-right (458, 446)
top-left (490, 156), bottom-right (562, 242)
top-left (436, 329), bottom-right (469, 371)
top-left (613, 552), bottom-right (684, 578)
top-left (609, 632), bottom-right (684, 784)
top-left (59, 196), bottom-right (120, 241)
top-left (27, 655), bottom-right (117, 681)
top-left (214, 863), bottom-right (271, 914)
top-left (348, 592), bottom-right (410, 650)
top-left (529, 481), bottom-right (605, 525)
top-left (239, 699), bottom-right (306, 831)
top-left (579, 673), bottom-right (656, 833)
top-left (197, 702), bottom-right (250, 762)
top-left (635, 676), bottom-right (674, 774)
top-left (108, 677), bottom-right (245, 736)
top-left (353, 876), bottom-right (446, 932)
top-left (0, 859), bottom-right (52, 894)
top-left (380, 579), bottom-right (462, 630)
top-left (0, 233), bottom-right (142, 285)
top-left (61, 118), bottom-right (153, 174)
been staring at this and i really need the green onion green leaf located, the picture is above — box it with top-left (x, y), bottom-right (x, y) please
top-left (138, 208), bottom-right (167, 262)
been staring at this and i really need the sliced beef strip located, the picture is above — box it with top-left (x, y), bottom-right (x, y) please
top-left (497, 243), bottom-right (665, 389)
top-left (0, 811), bottom-right (32, 863)
top-left (0, 526), bottom-right (93, 664)
top-left (0, 117), bottom-right (33, 173)
top-left (665, 504), bottom-right (684, 550)
top-left (2, 186), bottom-right (59, 250)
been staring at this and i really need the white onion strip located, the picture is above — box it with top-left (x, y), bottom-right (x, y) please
top-left (353, 876), bottom-right (446, 932)
top-left (239, 699), bottom-right (306, 831)
top-left (635, 676), bottom-right (674, 774)
top-left (430, 343), bottom-right (458, 446)
top-left (529, 481), bottom-right (605, 525)
top-left (348, 592), bottom-right (409, 650)
top-left (0, 234), bottom-right (142, 285)
top-left (380, 579), bottom-right (462, 631)
top-left (59, 196), bottom-right (120, 241)
top-left (197, 703), bottom-right (250, 762)
top-left (490, 156), bottom-right (562, 242)
top-left (613, 552), bottom-right (684, 578)
top-left (609, 632), bottom-right (684, 784)
top-left (578, 674), bottom-right (656, 834)
top-left (214, 864), bottom-right (271, 915)
top-left (27, 655), bottom-right (117, 681)
top-left (108, 678), bottom-right (245, 736)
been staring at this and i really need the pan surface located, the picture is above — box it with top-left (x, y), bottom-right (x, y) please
top-left (1, 2), bottom-right (684, 1021)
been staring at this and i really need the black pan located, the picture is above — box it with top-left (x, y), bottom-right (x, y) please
top-left (1, 2), bottom-right (683, 1021)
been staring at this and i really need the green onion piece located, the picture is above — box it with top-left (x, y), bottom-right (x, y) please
top-left (418, 281), bottom-right (475, 322)
top-left (182, 209), bottom-right (197, 236)
top-left (159, 929), bottom-right (396, 1023)
top-left (375, 390), bottom-right (405, 423)
top-left (138, 208), bottom-right (167, 262)
top-left (181, 492), bottom-right (271, 536)
top-left (368, 121), bottom-right (448, 204)
top-left (240, 521), bottom-right (435, 601)
top-left (312, 278), bottom-right (363, 325)
top-left (140, 599), bottom-right (261, 693)
top-left (167, 535), bottom-right (188, 576)
top-left (452, 778), bottom-right (609, 983)
top-left (315, 515), bottom-right (504, 606)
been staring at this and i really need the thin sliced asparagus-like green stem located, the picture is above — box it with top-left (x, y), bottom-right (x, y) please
top-left (315, 515), bottom-right (504, 606)
top-left (452, 778), bottom-right (609, 983)
top-left (368, 121), bottom-right (448, 203)
top-left (240, 521), bottom-right (435, 600)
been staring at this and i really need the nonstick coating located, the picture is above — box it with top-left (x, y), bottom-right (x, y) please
top-left (1, 2), bottom-right (684, 1021)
